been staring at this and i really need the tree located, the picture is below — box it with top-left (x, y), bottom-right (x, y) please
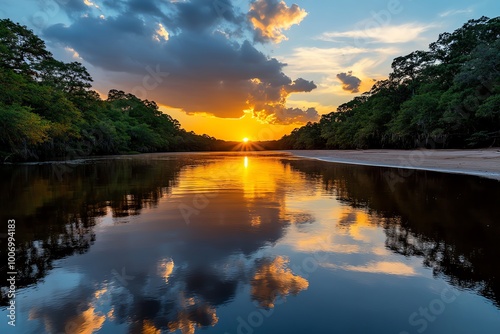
top-left (279, 16), bottom-right (500, 150)
top-left (0, 104), bottom-right (50, 160)
top-left (0, 19), bottom-right (52, 75)
top-left (36, 59), bottom-right (93, 94)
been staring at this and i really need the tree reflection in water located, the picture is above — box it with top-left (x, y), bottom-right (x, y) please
top-left (283, 158), bottom-right (500, 307)
top-left (0, 154), bottom-right (312, 334)
top-left (1, 154), bottom-right (499, 334)
top-left (0, 158), bottom-right (183, 306)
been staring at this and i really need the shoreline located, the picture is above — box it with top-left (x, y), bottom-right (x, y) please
top-left (5, 149), bottom-right (500, 181)
top-left (286, 149), bottom-right (500, 181)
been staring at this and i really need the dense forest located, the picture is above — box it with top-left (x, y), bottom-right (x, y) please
top-left (1, 17), bottom-right (499, 161)
top-left (0, 19), bottom-right (232, 162)
top-left (275, 16), bottom-right (500, 150)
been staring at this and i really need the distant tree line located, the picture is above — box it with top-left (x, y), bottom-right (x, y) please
top-left (274, 17), bottom-right (500, 150)
top-left (0, 19), bottom-right (229, 161)
top-left (2, 17), bottom-right (499, 161)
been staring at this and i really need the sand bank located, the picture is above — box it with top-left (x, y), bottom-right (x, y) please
top-left (287, 149), bottom-right (500, 180)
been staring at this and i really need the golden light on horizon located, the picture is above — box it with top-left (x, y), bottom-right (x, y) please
top-left (243, 137), bottom-right (249, 143)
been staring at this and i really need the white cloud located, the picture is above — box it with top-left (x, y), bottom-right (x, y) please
top-left (319, 23), bottom-right (434, 44)
top-left (83, 0), bottom-right (100, 9)
top-left (154, 23), bottom-right (169, 42)
top-left (439, 8), bottom-right (473, 17)
top-left (283, 46), bottom-right (399, 74)
top-left (277, 43), bottom-right (403, 107)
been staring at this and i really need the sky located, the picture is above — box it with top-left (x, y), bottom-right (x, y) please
top-left (1, 0), bottom-right (499, 141)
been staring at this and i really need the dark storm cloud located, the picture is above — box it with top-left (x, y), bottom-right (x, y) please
top-left (43, 0), bottom-right (316, 124)
top-left (285, 78), bottom-right (317, 93)
top-left (170, 0), bottom-right (241, 32)
top-left (336, 71), bottom-right (362, 93)
top-left (269, 107), bottom-right (319, 124)
top-left (58, 0), bottom-right (88, 14)
top-left (127, 0), bottom-right (164, 15)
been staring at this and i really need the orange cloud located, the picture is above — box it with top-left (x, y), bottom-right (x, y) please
top-left (249, 0), bottom-right (308, 43)
top-left (48, 1), bottom-right (318, 126)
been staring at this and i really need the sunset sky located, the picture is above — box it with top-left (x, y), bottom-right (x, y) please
top-left (2, 0), bottom-right (499, 140)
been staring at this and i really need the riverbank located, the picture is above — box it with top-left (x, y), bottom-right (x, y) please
top-left (287, 149), bottom-right (500, 180)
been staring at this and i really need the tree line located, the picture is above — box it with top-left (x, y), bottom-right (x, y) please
top-left (274, 16), bottom-right (500, 150)
top-left (1, 17), bottom-right (499, 161)
top-left (0, 19), bottom-right (231, 161)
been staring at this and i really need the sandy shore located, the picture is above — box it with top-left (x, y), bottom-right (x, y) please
top-left (287, 149), bottom-right (500, 180)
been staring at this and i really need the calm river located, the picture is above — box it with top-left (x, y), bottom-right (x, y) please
top-left (1, 152), bottom-right (500, 333)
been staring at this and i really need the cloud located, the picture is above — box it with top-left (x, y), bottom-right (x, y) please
top-left (336, 71), bottom-right (362, 93)
top-left (43, 0), bottom-right (317, 124)
top-left (254, 106), bottom-right (320, 124)
top-left (83, 0), bottom-right (100, 9)
top-left (282, 45), bottom-right (398, 97)
top-left (319, 23), bottom-right (433, 44)
top-left (248, 0), bottom-right (307, 43)
top-left (154, 23), bottom-right (169, 42)
top-left (285, 78), bottom-right (317, 93)
top-left (248, 77), bottom-right (319, 124)
top-left (439, 8), bottom-right (473, 17)
top-left (283, 46), bottom-right (399, 74)
top-left (60, 0), bottom-right (89, 14)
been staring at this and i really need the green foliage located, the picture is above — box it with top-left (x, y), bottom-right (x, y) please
top-left (0, 103), bottom-right (50, 160)
top-left (278, 16), bottom-right (500, 150)
top-left (0, 19), bottom-right (52, 74)
top-left (2, 16), bottom-right (498, 160)
top-left (0, 19), bottom-right (222, 161)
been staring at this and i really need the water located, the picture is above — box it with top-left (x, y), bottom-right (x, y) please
top-left (1, 152), bottom-right (500, 334)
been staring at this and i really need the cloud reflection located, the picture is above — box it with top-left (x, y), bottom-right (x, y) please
top-left (324, 261), bottom-right (417, 277)
top-left (167, 302), bottom-right (218, 334)
top-left (66, 306), bottom-right (106, 334)
top-left (251, 256), bottom-right (309, 308)
top-left (157, 258), bottom-right (175, 283)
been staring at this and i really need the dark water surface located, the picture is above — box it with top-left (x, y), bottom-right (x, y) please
top-left (1, 152), bottom-right (500, 334)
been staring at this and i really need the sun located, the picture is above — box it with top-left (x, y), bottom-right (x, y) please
top-left (234, 137), bottom-right (263, 151)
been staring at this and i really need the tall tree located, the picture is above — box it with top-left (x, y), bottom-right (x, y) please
top-left (0, 19), bottom-right (52, 75)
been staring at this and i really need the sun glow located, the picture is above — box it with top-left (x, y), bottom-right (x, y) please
top-left (233, 137), bottom-right (264, 151)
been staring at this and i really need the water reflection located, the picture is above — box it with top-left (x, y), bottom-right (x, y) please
top-left (0, 154), bottom-right (313, 333)
top-left (251, 256), bottom-right (309, 309)
top-left (0, 153), bottom-right (499, 333)
top-left (0, 158), bottom-right (183, 307)
top-left (284, 158), bottom-right (500, 306)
